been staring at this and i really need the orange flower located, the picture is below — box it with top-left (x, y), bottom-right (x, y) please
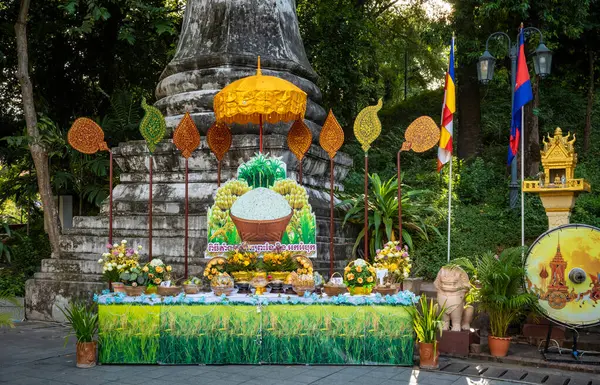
top-left (356, 265), bottom-right (362, 273)
top-left (166, 266), bottom-right (172, 272)
top-left (155, 266), bottom-right (164, 273)
top-left (154, 278), bottom-right (161, 284)
top-left (148, 273), bottom-right (154, 278)
top-left (347, 273), bottom-right (355, 280)
top-left (357, 277), bottom-right (363, 284)
top-left (367, 276), bottom-right (373, 283)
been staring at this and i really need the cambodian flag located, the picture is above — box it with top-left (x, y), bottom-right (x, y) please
top-left (508, 27), bottom-right (533, 165)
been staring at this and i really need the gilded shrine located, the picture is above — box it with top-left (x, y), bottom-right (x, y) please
top-left (523, 128), bottom-right (590, 228)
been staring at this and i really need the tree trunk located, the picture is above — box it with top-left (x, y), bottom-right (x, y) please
top-left (15, 0), bottom-right (62, 258)
top-left (456, 63), bottom-right (482, 159)
top-left (525, 75), bottom-right (541, 177)
top-left (584, 49), bottom-right (595, 153)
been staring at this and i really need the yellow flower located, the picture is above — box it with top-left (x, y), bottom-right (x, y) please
top-left (356, 266), bottom-right (362, 273)
top-left (347, 273), bottom-right (355, 280)
top-left (148, 273), bottom-right (154, 278)
top-left (244, 260), bottom-right (250, 266)
top-left (357, 277), bottom-right (363, 284)
top-left (155, 266), bottom-right (164, 273)
top-left (154, 278), bottom-right (161, 284)
top-left (211, 268), bottom-right (217, 274)
top-left (166, 266), bottom-right (172, 272)
top-left (344, 267), bottom-right (350, 272)
top-left (208, 275), bottom-right (213, 280)
top-left (218, 259), bottom-right (224, 265)
top-left (367, 276), bottom-right (373, 283)
top-left (142, 266), bottom-right (149, 272)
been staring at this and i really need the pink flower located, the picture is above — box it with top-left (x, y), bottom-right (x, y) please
top-left (106, 243), bottom-right (112, 249)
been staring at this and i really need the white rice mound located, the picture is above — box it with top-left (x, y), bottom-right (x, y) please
top-left (230, 187), bottom-right (292, 220)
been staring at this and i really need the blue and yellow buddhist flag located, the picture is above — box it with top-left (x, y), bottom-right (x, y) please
top-left (437, 36), bottom-right (455, 171)
top-left (508, 25), bottom-right (534, 165)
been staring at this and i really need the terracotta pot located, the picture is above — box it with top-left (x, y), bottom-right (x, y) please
top-left (348, 286), bottom-right (373, 295)
top-left (230, 212), bottom-right (293, 243)
top-left (418, 341), bottom-right (439, 369)
top-left (124, 285), bottom-right (145, 296)
top-left (111, 282), bottom-right (125, 293)
top-left (488, 336), bottom-right (511, 357)
top-left (76, 341), bottom-right (97, 368)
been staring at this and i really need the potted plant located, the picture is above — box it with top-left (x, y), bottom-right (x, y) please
top-left (60, 301), bottom-right (98, 368)
top-left (407, 294), bottom-right (447, 369)
top-left (475, 248), bottom-right (538, 357)
top-left (120, 265), bottom-right (148, 296)
top-left (97, 240), bottom-right (142, 292)
top-left (343, 258), bottom-right (376, 295)
top-left (143, 258), bottom-right (173, 294)
top-left (225, 242), bottom-right (258, 282)
top-left (373, 241), bottom-right (411, 294)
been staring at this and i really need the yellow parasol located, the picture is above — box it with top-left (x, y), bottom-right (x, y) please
top-left (213, 56), bottom-right (307, 153)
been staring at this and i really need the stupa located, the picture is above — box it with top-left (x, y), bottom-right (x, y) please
top-left (25, 0), bottom-right (354, 321)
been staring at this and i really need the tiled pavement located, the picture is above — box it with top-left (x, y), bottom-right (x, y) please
top-left (1, 322), bottom-right (598, 385)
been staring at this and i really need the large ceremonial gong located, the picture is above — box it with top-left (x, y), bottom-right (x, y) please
top-left (525, 224), bottom-right (600, 328)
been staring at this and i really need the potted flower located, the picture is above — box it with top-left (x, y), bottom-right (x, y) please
top-left (262, 247), bottom-right (295, 282)
top-left (407, 294), bottom-right (447, 369)
top-left (143, 258), bottom-right (173, 294)
top-left (97, 240), bottom-right (142, 292)
top-left (343, 258), bottom-right (376, 295)
top-left (120, 265), bottom-right (148, 296)
top-left (225, 243), bottom-right (258, 282)
top-left (373, 241), bottom-right (411, 294)
top-left (60, 301), bottom-right (98, 368)
top-left (475, 248), bottom-right (538, 357)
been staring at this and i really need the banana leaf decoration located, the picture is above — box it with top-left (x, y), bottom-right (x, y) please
top-left (319, 110), bottom-right (344, 159)
top-left (173, 112), bottom-right (201, 158)
top-left (404, 116), bottom-right (440, 153)
top-left (353, 98), bottom-right (383, 152)
top-left (67, 117), bottom-right (109, 154)
top-left (140, 97), bottom-right (166, 154)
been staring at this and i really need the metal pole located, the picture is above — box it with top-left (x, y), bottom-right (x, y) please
top-left (148, 155), bottom-right (153, 261)
top-left (521, 105), bottom-right (525, 258)
top-left (329, 158), bottom-right (335, 277)
top-left (259, 115), bottom-right (263, 153)
top-left (299, 160), bottom-right (303, 185)
top-left (184, 157), bottom-right (189, 279)
top-left (217, 159), bottom-right (221, 187)
top-left (397, 150), bottom-right (402, 246)
top-left (364, 154), bottom-right (369, 261)
top-left (447, 158), bottom-right (453, 263)
top-left (108, 151), bottom-right (113, 245)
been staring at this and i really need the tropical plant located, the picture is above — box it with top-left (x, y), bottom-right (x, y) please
top-left (338, 173), bottom-right (441, 256)
top-left (59, 301), bottom-right (98, 344)
top-left (238, 153), bottom-right (286, 188)
top-left (473, 248), bottom-right (539, 338)
top-left (406, 294), bottom-right (447, 347)
top-left (0, 290), bottom-right (21, 328)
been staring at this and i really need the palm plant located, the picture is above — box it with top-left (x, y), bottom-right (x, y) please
top-left (474, 248), bottom-right (539, 337)
top-left (337, 173), bottom-right (441, 256)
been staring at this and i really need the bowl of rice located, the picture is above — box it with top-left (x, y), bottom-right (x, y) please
top-left (230, 187), bottom-right (293, 243)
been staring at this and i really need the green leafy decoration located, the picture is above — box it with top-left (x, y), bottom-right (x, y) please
top-left (139, 97), bottom-right (166, 154)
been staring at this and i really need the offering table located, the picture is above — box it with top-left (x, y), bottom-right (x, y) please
top-left (97, 292), bottom-right (416, 365)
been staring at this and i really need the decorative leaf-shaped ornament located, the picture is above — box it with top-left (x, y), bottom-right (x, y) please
top-left (139, 97), bottom-right (166, 154)
top-left (206, 121), bottom-right (232, 161)
top-left (354, 98), bottom-right (383, 152)
top-left (67, 118), bottom-right (109, 154)
top-left (287, 119), bottom-right (312, 161)
top-left (173, 112), bottom-right (201, 158)
top-left (319, 109), bottom-right (344, 159)
top-left (404, 116), bottom-right (440, 153)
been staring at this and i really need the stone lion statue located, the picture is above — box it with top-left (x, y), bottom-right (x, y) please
top-left (434, 266), bottom-right (473, 332)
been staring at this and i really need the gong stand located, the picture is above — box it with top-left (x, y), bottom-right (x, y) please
top-left (541, 324), bottom-right (600, 364)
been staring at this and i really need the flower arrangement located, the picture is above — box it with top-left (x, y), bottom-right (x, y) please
top-left (97, 240), bottom-right (141, 282)
top-left (119, 265), bottom-right (148, 287)
top-left (344, 259), bottom-right (376, 295)
top-left (295, 255), bottom-right (313, 275)
top-left (143, 258), bottom-right (172, 288)
top-left (203, 257), bottom-right (226, 281)
top-left (225, 242), bottom-right (258, 273)
top-left (374, 241), bottom-right (411, 283)
top-left (262, 247), bottom-right (296, 272)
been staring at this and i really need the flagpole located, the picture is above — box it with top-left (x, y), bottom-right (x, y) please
top-left (445, 35), bottom-right (455, 263)
top-left (521, 105), bottom-right (525, 258)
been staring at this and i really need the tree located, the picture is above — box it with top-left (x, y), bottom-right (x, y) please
top-left (14, 0), bottom-right (61, 257)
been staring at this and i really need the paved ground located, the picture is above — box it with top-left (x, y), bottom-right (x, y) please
top-left (1, 322), bottom-right (598, 385)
